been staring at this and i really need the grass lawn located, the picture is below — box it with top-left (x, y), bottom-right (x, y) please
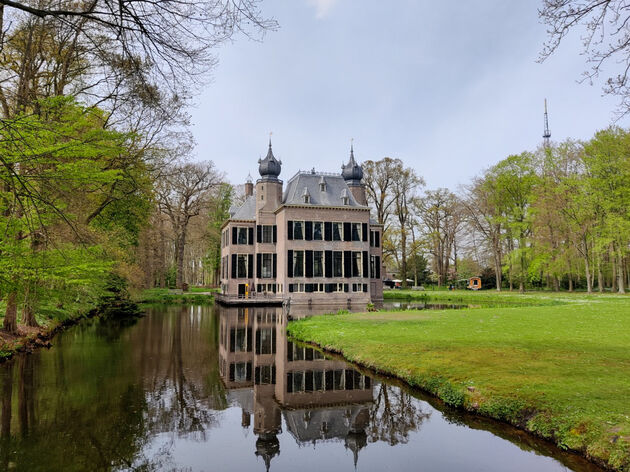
top-left (288, 290), bottom-right (630, 471)
top-left (136, 287), bottom-right (215, 304)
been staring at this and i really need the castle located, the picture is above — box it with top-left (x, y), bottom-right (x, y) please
top-left (219, 141), bottom-right (383, 306)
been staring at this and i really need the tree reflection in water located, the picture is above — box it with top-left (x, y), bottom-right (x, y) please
top-left (367, 383), bottom-right (431, 446)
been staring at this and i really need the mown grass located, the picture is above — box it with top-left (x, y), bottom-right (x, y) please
top-left (136, 288), bottom-right (215, 304)
top-left (288, 291), bottom-right (630, 471)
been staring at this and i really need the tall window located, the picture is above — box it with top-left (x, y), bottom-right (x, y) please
top-left (261, 254), bottom-right (273, 278)
top-left (370, 255), bottom-right (376, 278)
top-left (293, 250), bottom-right (304, 277)
top-left (313, 222), bottom-right (323, 240)
top-left (237, 255), bottom-right (248, 278)
top-left (351, 223), bottom-right (361, 241)
top-left (352, 252), bottom-right (362, 277)
top-left (333, 251), bottom-right (343, 277)
top-left (237, 227), bottom-right (249, 244)
top-left (294, 221), bottom-right (304, 240)
top-left (262, 225), bottom-right (273, 243)
top-left (313, 251), bottom-right (323, 277)
top-left (332, 222), bottom-right (342, 241)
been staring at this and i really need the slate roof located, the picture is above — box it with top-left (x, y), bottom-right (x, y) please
top-left (230, 195), bottom-right (256, 220)
top-left (282, 171), bottom-right (368, 208)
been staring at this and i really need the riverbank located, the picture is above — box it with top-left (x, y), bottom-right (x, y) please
top-left (288, 292), bottom-right (630, 471)
top-left (0, 308), bottom-right (100, 363)
top-left (136, 288), bottom-right (216, 304)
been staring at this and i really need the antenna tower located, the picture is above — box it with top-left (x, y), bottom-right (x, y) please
top-left (543, 99), bottom-right (551, 148)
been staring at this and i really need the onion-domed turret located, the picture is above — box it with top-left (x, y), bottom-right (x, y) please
top-left (258, 139), bottom-right (282, 181)
top-left (341, 144), bottom-right (363, 185)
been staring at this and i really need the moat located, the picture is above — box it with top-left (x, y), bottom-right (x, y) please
top-left (0, 304), bottom-right (604, 471)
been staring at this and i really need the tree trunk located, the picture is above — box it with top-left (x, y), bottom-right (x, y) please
top-left (176, 230), bottom-right (187, 289)
top-left (400, 229), bottom-right (407, 289)
top-left (597, 257), bottom-right (603, 293)
top-left (611, 244), bottom-right (617, 292)
top-left (3, 290), bottom-right (18, 334)
top-left (583, 236), bottom-right (592, 293)
top-left (22, 285), bottom-right (39, 328)
top-left (617, 246), bottom-right (625, 294)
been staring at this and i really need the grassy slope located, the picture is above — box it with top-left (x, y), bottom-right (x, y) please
top-left (288, 291), bottom-right (630, 471)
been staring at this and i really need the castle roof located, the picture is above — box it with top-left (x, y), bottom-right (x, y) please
top-left (283, 171), bottom-right (367, 208)
top-left (229, 194), bottom-right (256, 220)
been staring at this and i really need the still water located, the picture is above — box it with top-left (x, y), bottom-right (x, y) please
top-left (0, 304), bottom-right (603, 472)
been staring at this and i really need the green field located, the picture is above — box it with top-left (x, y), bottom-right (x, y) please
top-left (136, 288), bottom-right (215, 304)
top-left (288, 290), bottom-right (630, 471)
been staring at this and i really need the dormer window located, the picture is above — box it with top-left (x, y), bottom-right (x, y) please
top-left (302, 187), bottom-right (311, 204)
top-left (320, 183), bottom-right (326, 192)
top-left (341, 189), bottom-right (349, 205)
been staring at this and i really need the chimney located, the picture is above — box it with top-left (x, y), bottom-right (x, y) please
top-left (245, 173), bottom-right (254, 198)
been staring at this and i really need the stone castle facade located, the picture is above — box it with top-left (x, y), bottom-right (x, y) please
top-left (219, 141), bottom-right (383, 305)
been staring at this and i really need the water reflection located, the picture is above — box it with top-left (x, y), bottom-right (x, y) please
top-left (217, 305), bottom-right (429, 470)
top-left (0, 304), bottom-right (604, 472)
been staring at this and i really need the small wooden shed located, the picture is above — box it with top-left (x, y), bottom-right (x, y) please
top-left (467, 277), bottom-right (482, 290)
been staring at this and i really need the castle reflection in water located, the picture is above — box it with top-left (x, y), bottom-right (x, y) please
top-left (218, 305), bottom-right (376, 470)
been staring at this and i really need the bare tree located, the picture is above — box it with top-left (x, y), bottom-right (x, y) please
top-left (415, 189), bottom-right (462, 287)
top-left (391, 166), bottom-right (424, 288)
top-left (363, 158), bottom-right (401, 230)
top-left (539, 0), bottom-right (630, 116)
top-left (156, 160), bottom-right (223, 289)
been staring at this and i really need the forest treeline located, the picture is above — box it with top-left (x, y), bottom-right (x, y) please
top-left (365, 133), bottom-right (630, 293)
top-left (0, 0), bottom-right (275, 334)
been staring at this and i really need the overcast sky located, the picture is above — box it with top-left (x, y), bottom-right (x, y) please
top-left (189, 0), bottom-right (623, 190)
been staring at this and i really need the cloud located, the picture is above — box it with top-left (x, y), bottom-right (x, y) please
top-left (307, 0), bottom-right (338, 19)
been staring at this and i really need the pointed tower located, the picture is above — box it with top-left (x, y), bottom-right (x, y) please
top-left (341, 143), bottom-right (367, 206)
top-left (543, 99), bottom-right (551, 149)
top-left (256, 138), bottom-right (283, 218)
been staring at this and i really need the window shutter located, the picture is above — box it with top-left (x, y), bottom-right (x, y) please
top-left (272, 225), bottom-right (277, 243)
top-left (325, 251), bottom-right (333, 278)
top-left (246, 362), bottom-right (252, 381)
top-left (363, 251), bottom-right (369, 278)
top-left (369, 230), bottom-right (374, 247)
top-left (248, 227), bottom-right (254, 245)
top-left (287, 372), bottom-right (293, 393)
top-left (232, 227), bottom-right (237, 244)
top-left (324, 222), bottom-right (332, 241)
top-left (229, 363), bottom-right (235, 381)
top-left (272, 254), bottom-right (277, 278)
top-left (272, 366), bottom-right (276, 384)
top-left (287, 341), bottom-right (294, 361)
top-left (363, 283), bottom-right (368, 292)
top-left (287, 221), bottom-right (293, 240)
top-left (343, 222), bottom-right (351, 241)
top-left (256, 254), bottom-right (262, 278)
top-left (376, 256), bottom-right (381, 279)
top-left (257, 225), bottom-right (262, 243)
top-left (344, 251), bottom-right (352, 278)
top-left (305, 250), bottom-right (313, 278)
top-left (362, 223), bottom-right (368, 242)
top-left (248, 254), bottom-right (254, 278)
top-left (305, 221), bottom-right (313, 241)
top-left (375, 231), bottom-right (380, 247)
top-left (287, 250), bottom-right (294, 278)
top-left (255, 366), bottom-right (260, 384)
top-left (231, 254), bottom-right (237, 279)
top-left (256, 329), bottom-right (261, 355)
top-left (247, 328), bottom-right (252, 352)
top-left (229, 328), bottom-right (235, 353)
